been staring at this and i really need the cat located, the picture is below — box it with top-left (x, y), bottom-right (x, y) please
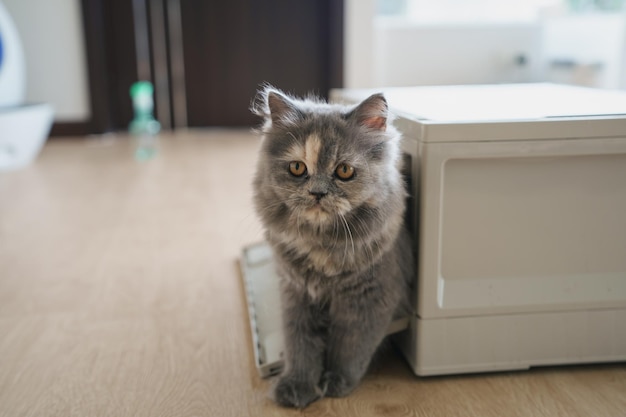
top-left (251, 86), bottom-right (413, 408)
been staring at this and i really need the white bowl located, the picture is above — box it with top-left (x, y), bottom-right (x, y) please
top-left (0, 103), bottom-right (54, 170)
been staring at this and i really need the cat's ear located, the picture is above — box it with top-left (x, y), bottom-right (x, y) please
top-left (252, 86), bottom-right (303, 129)
top-left (349, 93), bottom-right (388, 131)
top-left (267, 90), bottom-right (302, 128)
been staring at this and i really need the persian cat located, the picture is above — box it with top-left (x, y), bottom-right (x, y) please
top-left (252, 86), bottom-right (413, 408)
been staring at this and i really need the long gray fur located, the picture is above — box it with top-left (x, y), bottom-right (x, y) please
top-left (251, 86), bottom-right (413, 408)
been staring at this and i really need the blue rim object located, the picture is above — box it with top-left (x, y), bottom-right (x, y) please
top-left (0, 31), bottom-right (4, 69)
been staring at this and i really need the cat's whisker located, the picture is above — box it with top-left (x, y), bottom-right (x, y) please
top-left (295, 208), bottom-right (304, 241)
top-left (266, 184), bottom-right (297, 194)
top-left (322, 216), bottom-right (340, 266)
top-left (337, 214), bottom-right (349, 269)
top-left (354, 217), bottom-right (376, 263)
top-left (332, 216), bottom-right (340, 250)
top-left (340, 213), bottom-right (356, 261)
top-left (352, 215), bottom-right (376, 261)
top-left (258, 196), bottom-right (300, 212)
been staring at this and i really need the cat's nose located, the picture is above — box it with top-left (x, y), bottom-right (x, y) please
top-left (309, 190), bottom-right (327, 201)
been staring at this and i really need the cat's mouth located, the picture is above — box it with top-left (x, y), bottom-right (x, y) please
top-left (307, 202), bottom-right (327, 213)
top-left (301, 197), bottom-right (352, 223)
top-left (303, 202), bottom-right (332, 224)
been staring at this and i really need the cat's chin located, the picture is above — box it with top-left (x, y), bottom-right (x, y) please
top-left (302, 205), bottom-right (332, 225)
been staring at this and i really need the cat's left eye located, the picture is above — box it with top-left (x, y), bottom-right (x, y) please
top-left (335, 163), bottom-right (355, 180)
top-left (289, 161), bottom-right (307, 177)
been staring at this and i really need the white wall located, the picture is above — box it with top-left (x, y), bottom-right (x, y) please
top-left (542, 13), bottom-right (626, 89)
top-left (373, 19), bottom-right (543, 87)
top-left (344, 2), bottom-right (543, 89)
top-left (3, 0), bottom-right (90, 122)
top-left (344, 0), bottom-right (377, 88)
top-left (344, 3), bottom-right (626, 90)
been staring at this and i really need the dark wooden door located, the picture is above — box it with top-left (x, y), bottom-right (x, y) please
top-left (75, 0), bottom-right (342, 134)
top-left (180, 0), bottom-right (343, 127)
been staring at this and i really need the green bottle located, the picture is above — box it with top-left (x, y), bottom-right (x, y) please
top-left (129, 81), bottom-right (161, 161)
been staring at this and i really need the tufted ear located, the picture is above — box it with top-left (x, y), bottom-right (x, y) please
top-left (266, 90), bottom-right (303, 129)
top-left (251, 86), bottom-right (304, 130)
top-left (350, 93), bottom-right (388, 131)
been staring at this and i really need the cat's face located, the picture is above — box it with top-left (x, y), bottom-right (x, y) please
top-left (254, 88), bottom-right (397, 230)
top-left (266, 130), bottom-right (366, 226)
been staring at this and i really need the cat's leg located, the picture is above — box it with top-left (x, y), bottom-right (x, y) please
top-left (273, 281), bottom-right (326, 408)
top-left (321, 284), bottom-right (393, 398)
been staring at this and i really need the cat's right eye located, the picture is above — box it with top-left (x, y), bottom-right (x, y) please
top-left (289, 161), bottom-right (307, 177)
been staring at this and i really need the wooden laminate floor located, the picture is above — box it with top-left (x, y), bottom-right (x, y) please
top-left (0, 130), bottom-right (624, 417)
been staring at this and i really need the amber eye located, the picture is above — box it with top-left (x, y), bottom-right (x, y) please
top-left (335, 163), bottom-right (355, 180)
top-left (289, 161), bottom-right (307, 177)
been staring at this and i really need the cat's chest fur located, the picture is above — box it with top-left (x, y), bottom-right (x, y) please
top-left (270, 229), bottom-right (379, 302)
top-left (272, 229), bottom-right (364, 277)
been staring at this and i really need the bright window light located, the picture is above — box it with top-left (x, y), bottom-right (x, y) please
top-left (377, 0), bottom-right (626, 23)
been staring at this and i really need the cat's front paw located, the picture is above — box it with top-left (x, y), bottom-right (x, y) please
top-left (273, 375), bottom-right (321, 408)
top-left (320, 371), bottom-right (357, 398)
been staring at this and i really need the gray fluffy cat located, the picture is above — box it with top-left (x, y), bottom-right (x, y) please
top-left (252, 86), bottom-right (413, 408)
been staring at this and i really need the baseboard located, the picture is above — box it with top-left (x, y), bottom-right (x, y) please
top-left (50, 121), bottom-right (93, 137)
